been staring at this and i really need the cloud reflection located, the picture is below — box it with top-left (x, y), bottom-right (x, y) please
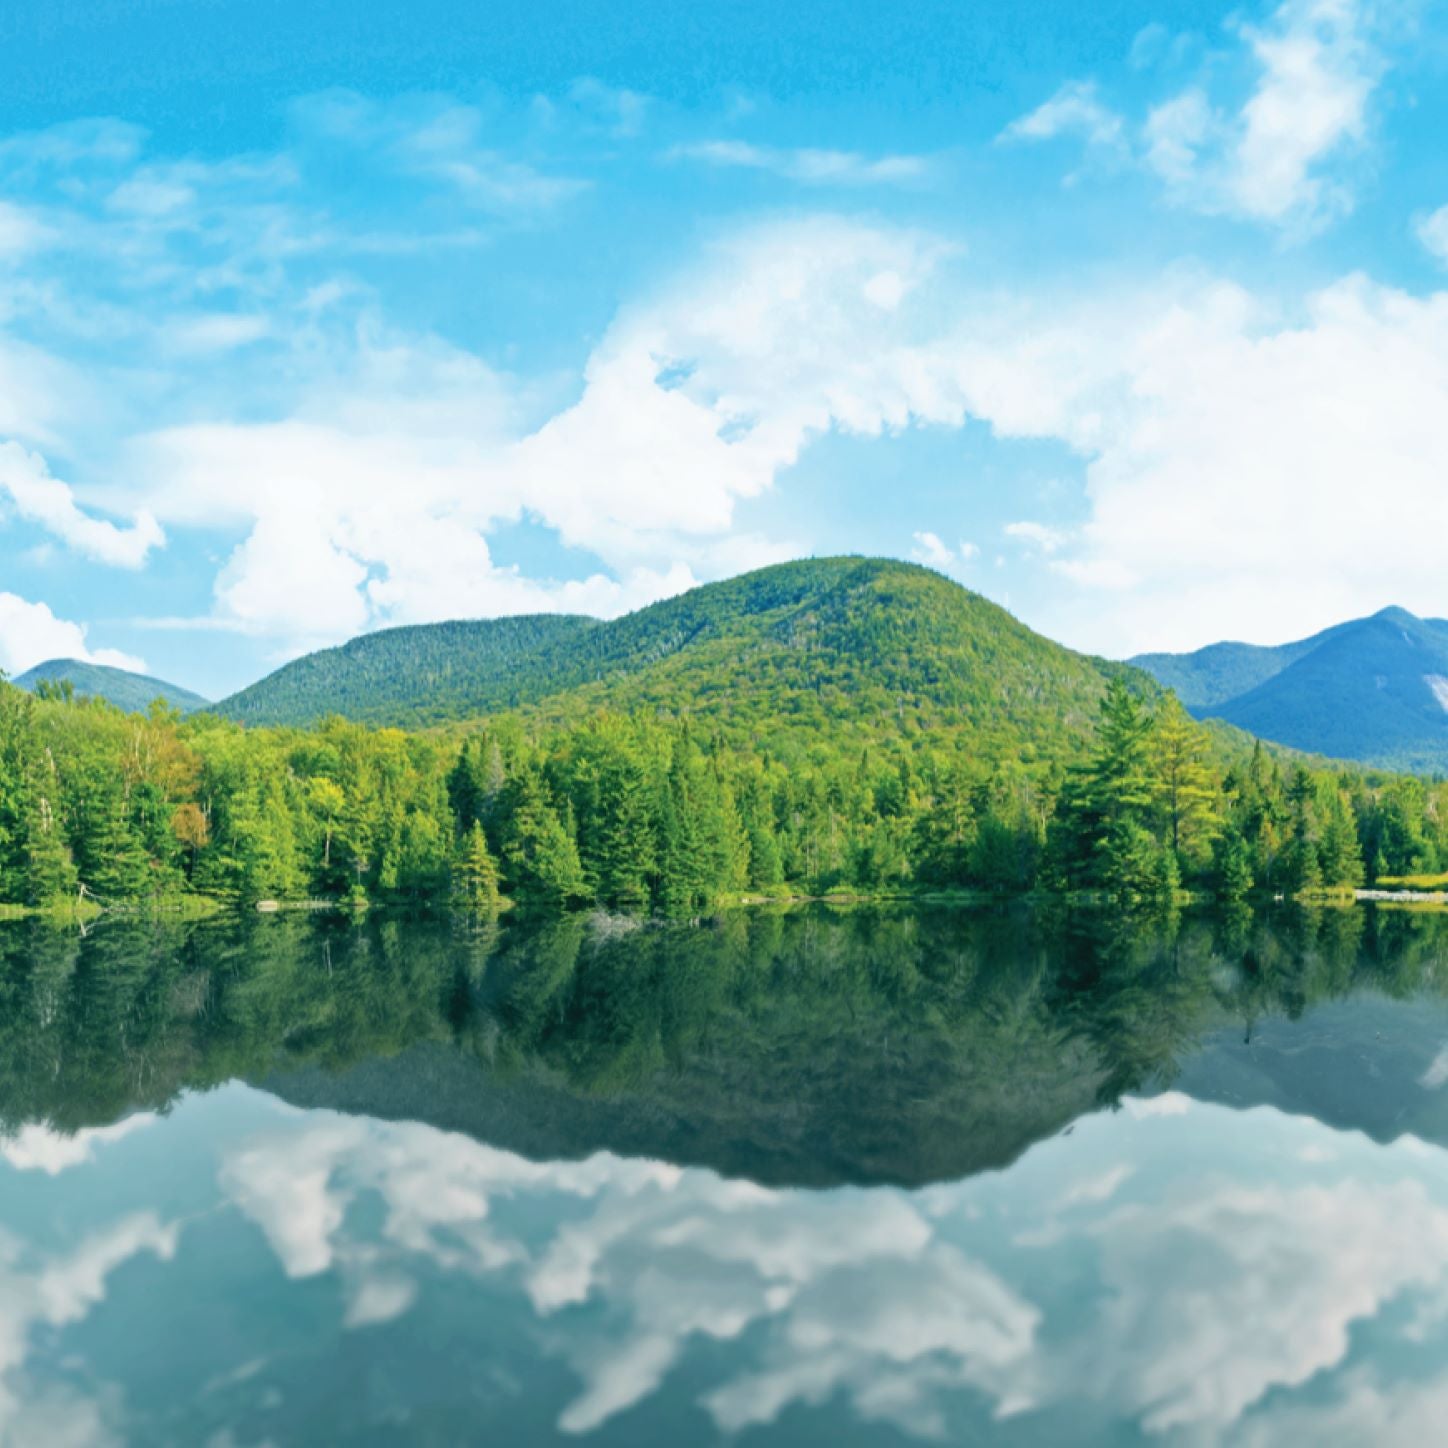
top-left (214, 1094), bottom-right (1448, 1442)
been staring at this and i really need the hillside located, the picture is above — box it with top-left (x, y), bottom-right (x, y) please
top-left (14, 658), bottom-right (210, 715)
top-left (216, 613), bottom-right (598, 728)
top-left (1134, 606), bottom-right (1448, 772)
top-left (215, 557), bottom-right (1149, 756)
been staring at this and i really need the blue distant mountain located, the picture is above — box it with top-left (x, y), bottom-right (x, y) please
top-left (1133, 607), bottom-right (1448, 773)
top-left (13, 658), bottom-right (211, 715)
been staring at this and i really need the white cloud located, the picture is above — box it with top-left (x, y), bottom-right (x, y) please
top-left (1008, 0), bottom-right (1385, 228)
top-left (219, 1113), bottom-right (1036, 1439)
top-left (0, 442), bottom-right (162, 568)
top-left (0, 1211), bottom-right (177, 1446)
top-left (670, 140), bottom-right (931, 186)
top-left (1222, 0), bottom-right (1378, 223)
top-left (1418, 204), bottom-right (1448, 265)
top-left (1003, 520), bottom-right (1068, 553)
top-left (203, 1089), bottom-right (1448, 1444)
top-left (343, 1271), bottom-right (419, 1328)
top-left (0, 1115), bottom-right (156, 1175)
top-left (1236, 1367), bottom-right (1448, 1448)
top-left (294, 91), bottom-right (588, 213)
top-left (93, 208), bottom-right (1448, 658)
top-left (1000, 82), bottom-right (1126, 155)
top-left (0, 201), bottom-right (55, 259)
top-left (1071, 1177), bottom-right (1448, 1434)
top-left (910, 533), bottom-right (978, 571)
top-left (951, 272), bottom-right (1448, 653)
top-left (163, 313), bottom-right (271, 353)
top-left (0, 593), bottom-right (145, 676)
top-left (910, 531), bottom-right (954, 567)
top-left (120, 217), bottom-right (944, 651)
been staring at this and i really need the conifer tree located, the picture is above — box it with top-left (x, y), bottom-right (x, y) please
top-left (453, 821), bottom-right (501, 910)
top-left (1150, 696), bottom-right (1222, 867)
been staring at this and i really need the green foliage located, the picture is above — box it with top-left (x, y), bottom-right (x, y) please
top-left (2, 563), bottom-right (1446, 916)
top-left (212, 558), bottom-right (1147, 761)
top-left (453, 821), bottom-right (500, 911)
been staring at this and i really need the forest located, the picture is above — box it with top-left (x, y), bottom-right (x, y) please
top-left (0, 671), bottom-right (1444, 915)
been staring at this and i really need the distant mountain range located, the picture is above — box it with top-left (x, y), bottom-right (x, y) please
top-left (215, 557), bottom-right (1149, 758)
top-left (1133, 606), bottom-right (1448, 772)
top-left (13, 658), bottom-right (211, 715)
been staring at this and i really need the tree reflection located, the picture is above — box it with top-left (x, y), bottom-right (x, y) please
top-left (4, 903), bottom-right (1448, 1186)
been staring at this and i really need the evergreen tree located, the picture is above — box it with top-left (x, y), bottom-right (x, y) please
top-left (1150, 696), bottom-right (1221, 870)
top-left (453, 821), bottom-right (501, 911)
top-left (501, 774), bottom-right (587, 907)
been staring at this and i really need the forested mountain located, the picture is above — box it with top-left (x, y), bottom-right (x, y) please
top-left (14, 658), bottom-right (210, 715)
top-left (215, 613), bottom-right (597, 727)
top-left (216, 558), bottom-right (1146, 755)
top-left (1134, 607), bottom-right (1448, 772)
top-left (2, 557), bottom-right (1440, 920)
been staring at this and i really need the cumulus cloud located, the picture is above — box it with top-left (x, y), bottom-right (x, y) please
top-left (910, 531), bottom-right (955, 567)
top-left (950, 272), bottom-right (1448, 652)
top-left (90, 208), bottom-right (1448, 658)
top-left (1069, 1177), bottom-right (1448, 1433)
top-left (910, 532), bottom-right (977, 570)
top-left (1007, 0), bottom-right (1385, 228)
top-left (218, 1113), bottom-right (1037, 1438)
top-left (207, 1088), bottom-right (1448, 1443)
top-left (123, 217), bottom-right (945, 650)
top-left (0, 1115), bottom-right (156, 1175)
top-left (0, 593), bottom-right (145, 676)
top-left (0, 443), bottom-right (163, 567)
top-left (0, 1211), bottom-right (177, 1446)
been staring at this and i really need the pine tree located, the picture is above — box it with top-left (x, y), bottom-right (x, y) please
top-left (502, 774), bottom-right (587, 907)
top-left (1213, 821), bottom-right (1254, 903)
top-left (25, 790), bottom-right (78, 906)
top-left (453, 821), bottom-right (501, 911)
top-left (592, 749), bottom-right (656, 909)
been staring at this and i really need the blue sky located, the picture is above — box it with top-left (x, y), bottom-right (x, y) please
top-left (0, 0), bottom-right (1445, 697)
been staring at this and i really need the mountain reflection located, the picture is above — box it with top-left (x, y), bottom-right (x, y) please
top-left (4, 903), bottom-right (1448, 1187)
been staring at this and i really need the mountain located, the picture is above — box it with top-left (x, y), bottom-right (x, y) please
top-left (14, 658), bottom-right (211, 715)
top-left (216, 613), bottom-right (598, 728)
top-left (1133, 606), bottom-right (1448, 772)
top-left (214, 557), bottom-right (1151, 755)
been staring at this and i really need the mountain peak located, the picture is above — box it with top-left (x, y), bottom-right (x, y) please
top-left (1371, 605), bottom-right (1420, 626)
top-left (1134, 605), bottom-right (1448, 772)
top-left (13, 658), bottom-right (210, 715)
top-left (213, 555), bottom-right (1140, 749)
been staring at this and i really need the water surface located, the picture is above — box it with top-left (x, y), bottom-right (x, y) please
top-left (4, 905), bottom-right (1448, 1445)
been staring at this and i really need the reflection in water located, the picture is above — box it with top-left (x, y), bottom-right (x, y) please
top-left (3, 904), bottom-right (1448, 1444)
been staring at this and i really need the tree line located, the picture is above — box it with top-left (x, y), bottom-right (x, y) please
top-left (0, 676), bottom-right (1443, 913)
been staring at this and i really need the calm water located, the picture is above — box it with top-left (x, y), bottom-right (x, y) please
top-left (5, 905), bottom-right (1448, 1445)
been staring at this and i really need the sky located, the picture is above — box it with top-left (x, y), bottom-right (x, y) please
top-left (0, 0), bottom-right (1446, 698)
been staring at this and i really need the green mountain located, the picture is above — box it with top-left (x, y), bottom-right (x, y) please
top-left (215, 557), bottom-right (1149, 754)
top-left (216, 613), bottom-right (597, 728)
top-left (13, 658), bottom-right (211, 715)
top-left (1134, 606), bottom-right (1448, 772)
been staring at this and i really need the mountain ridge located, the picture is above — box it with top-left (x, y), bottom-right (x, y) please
top-left (1133, 606), bottom-right (1448, 772)
top-left (13, 658), bottom-right (211, 715)
top-left (211, 556), bottom-right (1153, 759)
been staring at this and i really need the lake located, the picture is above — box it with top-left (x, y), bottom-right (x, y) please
top-left (4, 904), bottom-right (1448, 1445)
